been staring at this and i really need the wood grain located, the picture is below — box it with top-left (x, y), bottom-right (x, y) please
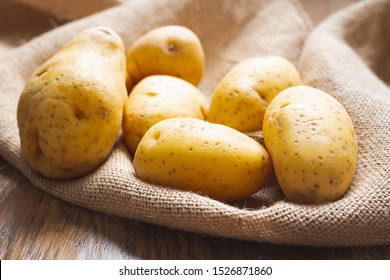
top-left (1, 157), bottom-right (389, 259)
top-left (1, 0), bottom-right (390, 260)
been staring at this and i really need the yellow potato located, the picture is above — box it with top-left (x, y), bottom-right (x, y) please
top-left (122, 75), bottom-right (207, 154)
top-left (263, 86), bottom-right (358, 204)
top-left (17, 26), bottom-right (127, 180)
top-left (133, 118), bottom-right (273, 201)
top-left (208, 56), bottom-right (302, 132)
top-left (126, 25), bottom-right (205, 89)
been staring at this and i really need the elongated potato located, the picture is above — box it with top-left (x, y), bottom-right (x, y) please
top-left (122, 75), bottom-right (207, 154)
top-left (263, 86), bottom-right (358, 203)
top-left (133, 118), bottom-right (272, 201)
top-left (17, 27), bottom-right (127, 179)
top-left (208, 56), bottom-right (302, 132)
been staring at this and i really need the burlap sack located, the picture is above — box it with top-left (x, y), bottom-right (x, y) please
top-left (0, 0), bottom-right (388, 246)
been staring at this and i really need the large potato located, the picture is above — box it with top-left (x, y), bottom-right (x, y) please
top-left (17, 26), bottom-right (127, 180)
top-left (208, 56), bottom-right (302, 132)
top-left (122, 75), bottom-right (207, 154)
top-left (133, 118), bottom-right (273, 201)
top-left (126, 25), bottom-right (205, 89)
top-left (263, 86), bottom-right (358, 203)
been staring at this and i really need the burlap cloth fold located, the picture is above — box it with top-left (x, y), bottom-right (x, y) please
top-left (0, 0), bottom-right (389, 246)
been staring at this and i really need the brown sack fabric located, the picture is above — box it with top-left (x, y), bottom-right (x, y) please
top-left (0, 0), bottom-right (388, 246)
top-left (297, 0), bottom-right (390, 245)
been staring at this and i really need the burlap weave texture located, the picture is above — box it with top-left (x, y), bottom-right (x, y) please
top-left (0, 0), bottom-right (389, 246)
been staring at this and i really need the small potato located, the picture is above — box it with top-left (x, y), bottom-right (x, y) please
top-left (122, 75), bottom-right (207, 154)
top-left (263, 86), bottom-right (358, 204)
top-left (126, 25), bottom-right (205, 89)
top-left (17, 27), bottom-right (127, 179)
top-left (133, 118), bottom-right (273, 201)
top-left (208, 56), bottom-right (301, 132)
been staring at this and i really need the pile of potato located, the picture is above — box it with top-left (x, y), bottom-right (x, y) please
top-left (17, 26), bottom-right (358, 204)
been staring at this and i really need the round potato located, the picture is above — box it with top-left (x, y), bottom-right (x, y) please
top-left (126, 25), bottom-right (205, 89)
top-left (133, 118), bottom-right (273, 201)
top-left (263, 86), bottom-right (358, 204)
top-left (17, 27), bottom-right (127, 179)
top-left (122, 75), bottom-right (207, 154)
top-left (208, 56), bottom-right (302, 132)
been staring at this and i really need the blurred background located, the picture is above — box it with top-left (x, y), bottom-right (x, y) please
top-left (0, 0), bottom-right (358, 52)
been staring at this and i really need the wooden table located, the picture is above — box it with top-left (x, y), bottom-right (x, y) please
top-left (1, 156), bottom-right (389, 259)
top-left (1, 0), bottom-right (389, 260)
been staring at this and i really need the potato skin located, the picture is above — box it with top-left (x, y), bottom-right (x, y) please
top-left (263, 86), bottom-right (358, 203)
top-left (17, 27), bottom-right (127, 179)
top-left (133, 118), bottom-right (272, 201)
top-left (122, 75), bottom-right (207, 154)
top-left (208, 56), bottom-right (301, 132)
top-left (126, 25), bottom-right (205, 90)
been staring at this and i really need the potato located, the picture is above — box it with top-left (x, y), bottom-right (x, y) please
top-left (122, 75), bottom-right (207, 154)
top-left (263, 86), bottom-right (358, 203)
top-left (133, 118), bottom-right (273, 201)
top-left (208, 56), bottom-right (302, 132)
top-left (126, 25), bottom-right (205, 89)
top-left (17, 26), bottom-right (127, 180)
